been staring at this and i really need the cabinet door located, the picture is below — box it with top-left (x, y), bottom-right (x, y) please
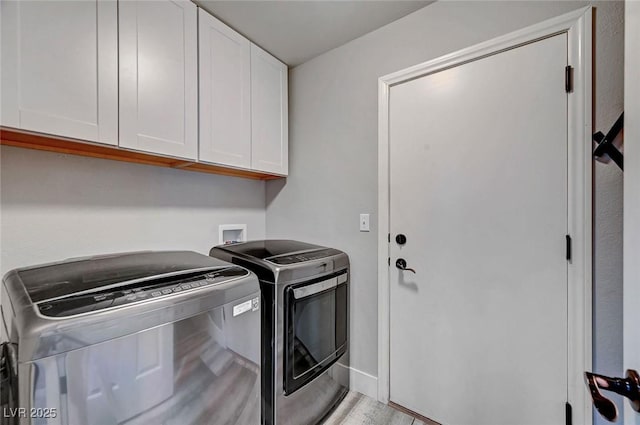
top-left (119, 0), bottom-right (198, 160)
top-left (198, 9), bottom-right (251, 168)
top-left (251, 44), bottom-right (288, 175)
top-left (1, 0), bottom-right (118, 144)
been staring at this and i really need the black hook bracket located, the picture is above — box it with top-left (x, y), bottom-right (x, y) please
top-left (585, 369), bottom-right (640, 422)
top-left (593, 113), bottom-right (624, 171)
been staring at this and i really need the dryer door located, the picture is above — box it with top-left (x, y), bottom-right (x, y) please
top-left (284, 272), bottom-right (348, 395)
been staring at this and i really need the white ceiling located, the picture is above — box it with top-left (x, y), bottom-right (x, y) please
top-left (195, 1), bottom-right (433, 66)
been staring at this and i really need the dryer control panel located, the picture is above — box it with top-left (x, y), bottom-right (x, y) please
top-left (266, 248), bottom-right (342, 265)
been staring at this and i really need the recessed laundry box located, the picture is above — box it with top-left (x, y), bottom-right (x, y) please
top-left (0, 251), bottom-right (261, 425)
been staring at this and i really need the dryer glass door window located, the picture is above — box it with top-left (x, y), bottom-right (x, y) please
top-left (284, 273), bottom-right (347, 395)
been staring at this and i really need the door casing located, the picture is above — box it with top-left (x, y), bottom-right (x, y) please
top-left (377, 7), bottom-right (593, 425)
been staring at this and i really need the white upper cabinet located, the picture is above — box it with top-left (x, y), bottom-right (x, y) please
top-left (198, 9), bottom-right (251, 168)
top-left (1, 1), bottom-right (288, 177)
top-left (1, 0), bottom-right (118, 144)
top-left (119, 0), bottom-right (198, 160)
top-left (251, 44), bottom-right (288, 175)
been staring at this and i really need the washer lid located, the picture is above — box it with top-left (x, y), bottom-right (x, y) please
top-left (16, 251), bottom-right (229, 303)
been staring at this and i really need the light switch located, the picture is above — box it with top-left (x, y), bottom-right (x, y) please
top-left (360, 214), bottom-right (370, 232)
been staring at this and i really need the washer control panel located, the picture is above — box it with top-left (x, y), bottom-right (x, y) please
top-left (37, 266), bottom-right (248, 318)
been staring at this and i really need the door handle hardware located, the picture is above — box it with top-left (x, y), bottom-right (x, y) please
top-left (395, 258), bottom-right (416, 274)
top-left (585, 369), bottom-right (640, 422)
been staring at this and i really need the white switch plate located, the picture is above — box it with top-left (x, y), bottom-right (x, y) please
top-left (360, 214), bottom-right (370, 232)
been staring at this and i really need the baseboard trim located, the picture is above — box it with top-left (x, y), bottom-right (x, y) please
top-left (335, 363), bottom-right (378, 399)
top-left (389, 401), bottom-right (441, 425)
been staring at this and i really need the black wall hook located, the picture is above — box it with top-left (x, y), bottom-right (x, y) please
top-left (593, 113), bottom-right (624, 171)
top-left (585, 369), bottom-right (640, 422)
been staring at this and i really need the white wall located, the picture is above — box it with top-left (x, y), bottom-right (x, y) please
top-left (266, 1), bottom-right (624, 414)
top-left (592, 2), bottom-right (625, 419)
top-left (0, 146), bottom-right (266, 274)
top-left (623, 2), bottom-right (640, 424)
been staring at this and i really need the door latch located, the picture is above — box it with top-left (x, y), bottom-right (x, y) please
top-left (395, 258), bottom-right (416, 274)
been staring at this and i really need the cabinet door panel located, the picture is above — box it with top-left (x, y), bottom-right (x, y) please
top-left (119, 0), bottom-right (198, 159)
top-left (1, 0), bottom-right (117, 144)
top-left (251, 44), bottom-right (288, 175)
top-left (198, 9), bottom-right (251, 168)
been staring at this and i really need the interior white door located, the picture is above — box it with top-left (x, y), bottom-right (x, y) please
top-left (624, 2), bottom-right (640, 424)
top-left (0, 0), bottom-right (117, 144)
top-left (198, 8), bottom-right (251, 168)
top-left (66, 326), bottom-right (174, 424)
top-left (251, 44), bottom-right (288, 175)
top-left (389, 34), bottom-right (569, 425)
top-left (119, 0), bottom-right (198, 160)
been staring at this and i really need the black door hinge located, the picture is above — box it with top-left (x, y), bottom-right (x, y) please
top-left (565, 66), bottom-right (573, 93)
top-left (388, 257), bottom-right (390, 266)
top-left (388, 233), bottom-right (391, 243)
top-left (566, 235), bottom-right (572, 261)
top-left (565, 401), bottom-right (572, 425)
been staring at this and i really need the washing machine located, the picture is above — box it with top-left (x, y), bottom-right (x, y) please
top-left (0, 251), bottom-right (261, 425)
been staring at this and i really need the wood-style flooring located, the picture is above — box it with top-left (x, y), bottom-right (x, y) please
top-left (323, 392), bottom-right (432, 425)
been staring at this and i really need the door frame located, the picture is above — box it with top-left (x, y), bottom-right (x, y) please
top-left (377, 7), bottom-right (593, 424)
